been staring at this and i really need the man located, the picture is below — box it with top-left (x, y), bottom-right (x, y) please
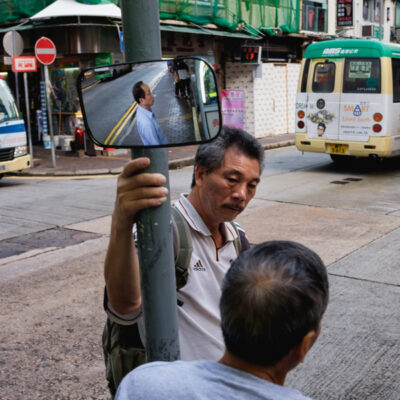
top-left (104, 127), bottom-right (264, 391)
top-left (132, 81), bottom-right (168, 146)
top-left (115, 240), bottom-right (330, 399)
top-left (317, 122), bottom-right (326, 137)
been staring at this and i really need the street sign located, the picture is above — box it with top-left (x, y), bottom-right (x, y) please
top-left (3, 31), bottom-right (23, 57)
top-left (12, 56), bottom-right (37, 73)
top-left (240, 46), bottom-right (262, 64)
top-left (35, 37), bottom-right (56, 65)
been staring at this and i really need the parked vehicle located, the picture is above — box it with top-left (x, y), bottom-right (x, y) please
top-left (295, 39), bottom-right (400, 162)
top-left (0, 78), bottom-right (31, 178)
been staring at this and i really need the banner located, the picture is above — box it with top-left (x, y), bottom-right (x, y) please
top-left (221, 90), bottom-right (244, 129)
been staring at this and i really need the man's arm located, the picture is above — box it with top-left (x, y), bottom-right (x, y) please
top-left (104, 157), bottom-right (168, 314)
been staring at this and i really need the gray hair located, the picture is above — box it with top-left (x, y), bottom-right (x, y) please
top-left (191, 126), bottom-right (264, 187)
top-left (220, 240), bottom-right (329, 367)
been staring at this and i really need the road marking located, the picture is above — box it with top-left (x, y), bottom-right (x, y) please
top-left (106, 102), bottom-right (138, 145)
top-left (4, 174), bottom-right (117, 181)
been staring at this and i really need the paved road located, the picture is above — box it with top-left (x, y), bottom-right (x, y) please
top-left (0, 147), bottom-right (399, 399)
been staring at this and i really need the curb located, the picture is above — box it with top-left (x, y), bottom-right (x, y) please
top-left (10, 140), bottom-right (295, 177)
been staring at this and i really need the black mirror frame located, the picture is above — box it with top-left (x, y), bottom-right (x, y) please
top-left (77, 56), bottom-right (222, 149)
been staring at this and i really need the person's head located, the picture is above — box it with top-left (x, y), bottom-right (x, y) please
top-left (317, 122), bottom-right (326, 136)
top-left (133, 81), bottom-right (154, 110)
top-left (190, 126), bottom-right (264, 223)
top-left (220, 240), bottom-right (329, 368)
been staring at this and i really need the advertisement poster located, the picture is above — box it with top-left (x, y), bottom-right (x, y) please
top-left (221, 90), bottom-right (244, 129)
top-left (337, 0), bottom-right (353, 26)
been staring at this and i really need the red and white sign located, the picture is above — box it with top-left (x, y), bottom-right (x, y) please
top-left (12, 56), bottom-right (37, 73)
top-left (35, 37), bottom-right (56, 65)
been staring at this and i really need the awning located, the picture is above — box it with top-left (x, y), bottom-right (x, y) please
top-left (160, 24), bottom-right (262, 39)
top-left (30, 0), bottom-right (121, 20)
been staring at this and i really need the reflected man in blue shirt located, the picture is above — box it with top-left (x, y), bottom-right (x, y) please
top-left (133, 81), bottom-right (168, 146)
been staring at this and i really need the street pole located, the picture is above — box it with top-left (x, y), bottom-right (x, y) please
top-left (120, 0), bottom-right (180, 361)
top-left (12, 31), bottom-right (20, 109)
top-left (44, 65), bottom-right (56, 168)
top-left (23, 72), bottom-right (34, 167)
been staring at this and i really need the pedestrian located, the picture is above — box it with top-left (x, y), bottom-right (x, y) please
top-left (115, 240), bottom-right (329, 400)
top-left (103, 126), bottom-right (264, 395)
top-left (176, 60), bottom-right (192, 99)
top-left (132, 81), bottom-right (168, 146)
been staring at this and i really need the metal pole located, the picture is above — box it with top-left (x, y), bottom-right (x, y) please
top-left (121, 0), bottom-right (180, 361)
top-left (44, 66), bottom-right (56, 168)
top-left (23, 72), bottom-right (34, 168)
top-left (379, 0), bottom-right (384, 41)
top-left (12, 31), bottom-right (20, 109)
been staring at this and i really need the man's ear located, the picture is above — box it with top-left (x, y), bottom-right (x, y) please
top-left (194, 165), bottom-right (206, 187)
top-left (296, 323), bottom-right (321, 363)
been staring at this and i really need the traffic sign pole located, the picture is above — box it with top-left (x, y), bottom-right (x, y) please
top-left (35, 37), bottom-right (57, 168)
top-left (44, 65), bottom-right (56, 168)
top-left (23, 72), bottom-right (34, 168)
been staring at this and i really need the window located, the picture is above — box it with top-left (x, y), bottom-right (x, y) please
top-left (395, 1), bottom-right (400, 27)
top-left (343, 58), bottom-right (381, 93)
top-left (302, 1), bottom-right (327, 32)
top-left (312, 62), bottom-right (335, 93)
top-left (301, 59), bottom-right (311, 92)
top-left (363, 0), bottom-right (381, 22)
top-left (392, 59), bottom-right (400, 102)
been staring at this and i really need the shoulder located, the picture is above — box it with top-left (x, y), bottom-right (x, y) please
top-left (117, 360), bottom-right (213, 399)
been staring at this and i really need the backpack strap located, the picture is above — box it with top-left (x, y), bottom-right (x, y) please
top-left (171, 206), bottom-right (193, 291)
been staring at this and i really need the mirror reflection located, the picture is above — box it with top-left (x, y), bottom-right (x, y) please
top-left (78, 58), bottom-right (221, 148)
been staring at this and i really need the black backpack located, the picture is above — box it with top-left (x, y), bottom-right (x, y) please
top-left (102, 207), bottom-right (246, 397)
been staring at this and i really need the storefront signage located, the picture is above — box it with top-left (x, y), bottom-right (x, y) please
top-left (337, 0), bottom-right (353, 26)
top-left (12, 56), bottom-right (37, 73)
top-left (35, 37), bottom-right (57, 65)
top-left (222, 90), bottom-right (245, 129)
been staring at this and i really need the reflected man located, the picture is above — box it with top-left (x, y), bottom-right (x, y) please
top-left (133, 81), bottom-right (168, 146)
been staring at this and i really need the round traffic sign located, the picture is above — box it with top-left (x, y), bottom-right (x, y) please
top-left (35, 37), bottom-right (56, 65)
top-left (3, 31), bottom-right (24, 56)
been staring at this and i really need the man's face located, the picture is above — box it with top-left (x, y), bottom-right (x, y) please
top-left (195, 147), bottom-right (261, 223)
top-left (139, 84), bottom-right (154, 109)
top-left (317, 126), bottom-right (325, 136)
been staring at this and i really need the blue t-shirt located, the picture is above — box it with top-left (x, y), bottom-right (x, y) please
top-left (136, 105), bottom-right (168, 146)
top-left (115, 360), bottom-right (313, 400)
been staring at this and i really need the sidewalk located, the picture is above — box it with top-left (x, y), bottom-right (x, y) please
top-left (15, 133), bottom-right (295, 176)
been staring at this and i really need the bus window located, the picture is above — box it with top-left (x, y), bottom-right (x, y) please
top-left (343, 58), bottom-right (381, 93)
top-left (392, 58), bottom-right (400, 102)
top-left (301, 59), bottom-right (310, 92)
top-left (312, 62), bottom-right (335, 93)
top-left (0, 79), bottom-right (20, 121)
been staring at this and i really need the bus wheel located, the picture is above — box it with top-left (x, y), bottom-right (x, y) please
top-left (330, 154), bottom-right (354, 164)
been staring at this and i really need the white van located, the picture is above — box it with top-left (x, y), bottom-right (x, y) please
top-left (0, 78), bottom-right (31, 177)
top-left (295, 39), bottom-right (400, 162)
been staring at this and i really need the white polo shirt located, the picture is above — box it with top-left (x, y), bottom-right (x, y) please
top-left (174, 194), bottom-right (243, 361)
top-left (107, 194), bottom-right (247, 361)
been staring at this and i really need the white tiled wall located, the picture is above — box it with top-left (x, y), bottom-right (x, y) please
top-left (225, 62), bottom-right (301, 137)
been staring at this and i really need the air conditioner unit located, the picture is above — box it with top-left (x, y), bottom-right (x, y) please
top-left (362, 25), bottom-right (374, 37)
top-left (396, 28), bottom-right (400, 42)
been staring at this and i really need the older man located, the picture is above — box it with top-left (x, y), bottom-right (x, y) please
top-left (103, 127), bottom-right (264, 394)
top-left (115, 240), bottom-right (329, 399)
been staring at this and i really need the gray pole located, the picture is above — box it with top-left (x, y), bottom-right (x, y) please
top-left (12, 31), bottom-right (20, 109)
top-left (44, 65), bottom-right (56, 168)
top-left (379, 0), bottom-right (384, 41)
top-left (121, 0), bottom-right (180, 361)
top-left (23, 72), bottom-right (34, 168)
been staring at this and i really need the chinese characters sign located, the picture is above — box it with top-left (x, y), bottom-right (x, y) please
top-left (337, 0), bottom-right (353, 26)
top-left (222, 90), bottom-right (244, 129)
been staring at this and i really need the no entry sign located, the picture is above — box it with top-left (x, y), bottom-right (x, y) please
top-left (35, 37), bottom-right (56, 65)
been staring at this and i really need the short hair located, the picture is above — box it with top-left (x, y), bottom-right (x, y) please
top-left (191, 126), bottom-right (264, 187)
top-left (318, 122), bottom-right (326, 129)
top-left (220, 240), bottom-right (329, 367)
top-left (133, 81), bottom-right (145, 103)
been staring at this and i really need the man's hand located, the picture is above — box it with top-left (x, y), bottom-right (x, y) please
top-left (113, 157), bottom-right (168, 228)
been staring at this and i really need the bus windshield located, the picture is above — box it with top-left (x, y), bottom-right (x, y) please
top-left (0, 79), bottom-right (20, 122)
top-left (343, 58), bottom-right (381, 93)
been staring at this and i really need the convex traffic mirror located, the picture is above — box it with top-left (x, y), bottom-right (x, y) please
top-left (77, 57), bottom-right (221, 148)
